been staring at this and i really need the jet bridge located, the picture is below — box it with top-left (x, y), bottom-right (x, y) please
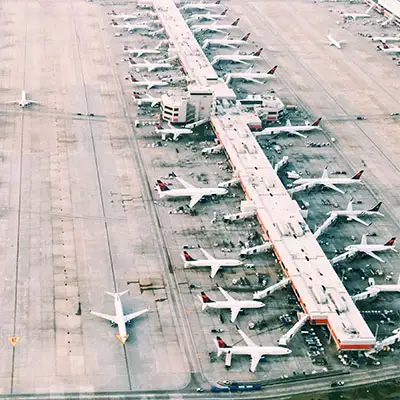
top-left (366, 330), bottom-right (400, 355)
top-left (253, 278), bottom-right (291, 300)
top-left (314, 213), bottom-right (338, 239)
top-left (278, 313), bottom-right (309, 347)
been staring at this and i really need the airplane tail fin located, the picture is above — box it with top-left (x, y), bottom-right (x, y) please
top-left (215, 0), bottom-right (221, 4)
top-left (216, 336), bottom-right (231, 356)
top-left (129, 57), bottom-right (136, 65)
top-left (156, 179), bottom-right (170, 192)
top-left (351, 170), bottom-right (364, 180)
top-left (267, 65), bottom-right (278, 75)
top-left (183, 250), bottom-right (197, 262)
top-left (382, 42), bottom-right (390, 49)
top-left (312, 117), bottom-right (322, 126)
top-left (111, 19), bottom-right (119, 26)
top-left (105, 290), bottom-right (129, 298)
top-left (241, 33), bottom-right (250, 42)
top-left (369, 202), bottom-right (382, 212)
top-left (221, 8), bottom-right (228, 15)
top-left (384, 237), bottom-right (396, 246)
top-left (253, 48), bottom-right (263, 56)
top-left (231, 18), bottom-right (240, 26)
top-left (199, 292), bottom-right (214, 310)
top-left (130, 75), bottom-right (138, 83)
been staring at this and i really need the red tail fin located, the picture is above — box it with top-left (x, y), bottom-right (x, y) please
top-left (382, 42), bottom-right (389, 49)
top-left (201, 292), bottom-right (214, 303)
top-left (267, 65), bottom-right (278, 75)
top-left (184, 251), bottom-right (196, 261)
top-left (129, 57), bottom-right (136, 65)
top-left (216, 336), bottom-right (231, 348)
top-left (232, 18), bottom-right (240, 26)
top-left (157, 180), bottom-right (170, 192)
top-left (241, 33), bottom-right (250, 42)
top-left (384, 237), bottom-right (396, 246)
top-left (312, 117), bottom-right (322, 126)
top-left (132, 91), bottom-right (140, 99)
top-left (351, 170), bottom-right (364, 180)
top-left (221, 8), bottom-right (228, 15)
top-left (253, 48), bottom-right (263, 56)
top-left (130, 75), bottom-right (137, 82)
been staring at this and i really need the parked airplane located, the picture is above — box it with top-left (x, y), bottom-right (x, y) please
top-left (129, 58), bottom-right (173, 72)
top-left (156, 176), bottom-right (228, 209)
top-left (154, 124), bottom-right (193, 140)
top-left (342, 5), bottom-right (373, 19)
top-left (331, 235), bottom-right (396, 265)
top-left (183, 248), bottom-right (242, 278)
top-left (111, 20), bottom-right (157, 33)
top-left (133, 93), bottom-right (161, 107)
top-left (9, 90), bottom-right (39, 108)
top-left (90, 290), bottom-right (148, 344)
top-left (380, 42), bottom-right (400, 54)
top-left (202, 33), bottom-right (250, 49)
top-left (225, 65), bottom-right (277, 84)
top-left (291, 167), bottom-right (364, 194)
top-left (255, 117), bottom-right (322, 139)
top-left (181, 0), bottom-right (224, 12)
top-left (191, 18), bottom-right (240, 34)
top-left (109, 9), bottom-right (156, 18)
top-left (186, 9), bottom-right (228, 23)
top-left (129, 75), bottom-right (168, 89)
top-left (211, 48), bottom-right (263, 66)
top-left (123, 41), bottom-right (164, 57)
top-left (328, 200), bottom-right (383, 226)
top-left (328, 33), bottom-right (345, 49)
top-left (199, 284), bottom-right (264, 321)
top-left (371, 36), bottom-right (400, 43)
top-left (215, 325), bottom-right (292, 372)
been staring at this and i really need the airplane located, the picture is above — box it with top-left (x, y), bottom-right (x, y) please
top-left (211, 48), bottom-right (263, 66)
top-left (111, 20), bottom-right (157, 33)
top-left (129, 75), bottom-right (169, 89)
top-left (183, 248), bottom-right (242, 278)
top-left (132, 93), bottom-right (161, 107)
top-left (342, 5), bottom-right (373, 19)
top-left (225, 65), bottom-right (277, 84)
top-left (202, 33), bottom-right (250, 49)
top-left (331, 235), bottom-right (397, 265)
top-left (156, 176), bottom-right (228, 209)
top-left (155, 123), bottom-right (193, 140)
top-left (328, 200), bottom-right (384, 227)
top-left (123, 41), bottom-right (164, 57)
top-left (215, 325), bottom-right (292, 372)
top-left (108, 9), bottom-right (156, 19)
top-left (199, 284), bottom-right (264, 322)
top-left (9, 90), bottom-right (39, 108)
top-left (371, 36), bottom-right (400, 43)
top-left (255, 117), bottom-right (322, 139)
top-left (90, 290), bottom-right (148, 344)
top-left (327, 33), bottom-right (345, 49)
top-left (129, 58), bottom-right (173, 72)
top-left (186, 9), bottom-right (228, 23)
top-left (181, 0), bottom-right (224, 12)
top-left (380, 42), bottom-right (400, 54)
top-left (291, 167), bottom-right (364, 195)
top-left (191, 18), bottom-right (240, 34)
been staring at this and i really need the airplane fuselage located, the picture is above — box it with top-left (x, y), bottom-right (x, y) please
top-left (185, 258), bottom-right (242, 268)
top-left (182, 4), bottom-right (223, 11)
top-left (124, 49), bottom-right (160, 56)
top-left (130, 63), bottom-right (172, 71)
top-left (219, 346), bottom-right (291, 357)
top-left (372, 37), bottom-right (400, 43)
top-left (257, 125), bottom-right (320, 137)
top-left (334, 210), bottom-right (379, 218)
top-left (205, 300), bottom-right (264, 311)
top-left (132, 80), bottom-right (168, 89)
top-left (294, 177), bottom-right (361, 186)
top-left (192, 24), bottom-right (239, 32)
top-left (345, 244), bottom-right (394, 253)
top-left (113, 295), bottom-right (129, 343)
top-left (212, 55), bottom-right (259, 64)
top-left (226, 72), bottom-right (275, 82)
top-left (160, 187), bottom-right (228, 200)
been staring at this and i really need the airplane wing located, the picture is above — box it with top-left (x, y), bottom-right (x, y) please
top-left (363, 250), bottom-right (385, 263)
top-left (217, 285), bottom-right (235, 301)
top-left (200, 248), bottom-right (215, 260)
top-left (210, 264), bottom-right (221, 278)
top-left (210, 28), bottom-right (227, 34)
top-left (147, 83), bottom-right (155, 89)
top-left (231, 59), bottom-right (250, 65)
top-left (347, 215), bottom-right (370, 226)
top-left (289, 130), bottom-right (307, 138)
top-left (90, 311), bottom-right (116, 322)
top-left (230, 307), bottom-right (241, 322)
top-left (237, 327), bottom-right (257, 347)
top-left (176, 176), bottom-right (195, 189)
top-left (250, 354), bottom-right (262, 372)
top-left (243, 77), bottom-right (264, 84)
top-left (331, 250), bottom-right (356, 264)
top-left (124, 308), bottom-right (148, 323)
top-left (322, 183), bottom-right (345, 194)
top-left (189, 194), bottom-right (204, 208)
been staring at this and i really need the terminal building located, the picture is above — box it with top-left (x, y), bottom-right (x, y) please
top-left (366, 0), bottom-right (400, 24)
top-left (152, 0), bottom-right (376, 350)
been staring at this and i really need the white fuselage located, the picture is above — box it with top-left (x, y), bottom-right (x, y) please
top-left (113, 295), bottom-right (129, 343)
top-left (294, 177), bottom-right (361, 186)
top-left (192, 24), bottom-right (239, 33)
top-left (219, 346), bottom-right (291, 357)
top-left (203, 39), bottom-right (246, 49)
top-left (345, 244), bottom-right (394, 253)
top-left (372, 36), bottom-right (400, 43)
top-left (225, 72), bottom-right (275, 82)
top-left (189, 13), bottom-right (226, 21)
top-left (382, 46), bottom-right (400, 54)
top-left (186, 257), bottom-right (242, 268)
top-left (124, 49), bottom-right (161, 56)
top-left (182, 4), bottom-right (223, 11)
top-left (135, 97), bottom-right (161, 107)
top-left (161, 187), bottom-right (227, 201)
top-left (343, 13), bottom-right (371, 19)
top-left (205, 300), bottom-right (264, 311)
top-left (333, 210), bottom-right (379, 219)
top-left (328, 35), bottom-right (342, 49)
top-left (211, 55), bottom-right (260, 65)
top-left (132, 80), bottom-right (168, 89)
top-left (257, 124), bottom-right (320, 137)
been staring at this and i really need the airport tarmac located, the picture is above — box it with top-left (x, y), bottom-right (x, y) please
top-left (0, 0), bottom-right (189, 394)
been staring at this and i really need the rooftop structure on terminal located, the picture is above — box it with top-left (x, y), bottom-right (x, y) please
top-left (152, 0), bottom-right (236, 101)
top-left (211, 114), bottom-right (376, 350)
top-left (366, 0), bottom-right (400, 24)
